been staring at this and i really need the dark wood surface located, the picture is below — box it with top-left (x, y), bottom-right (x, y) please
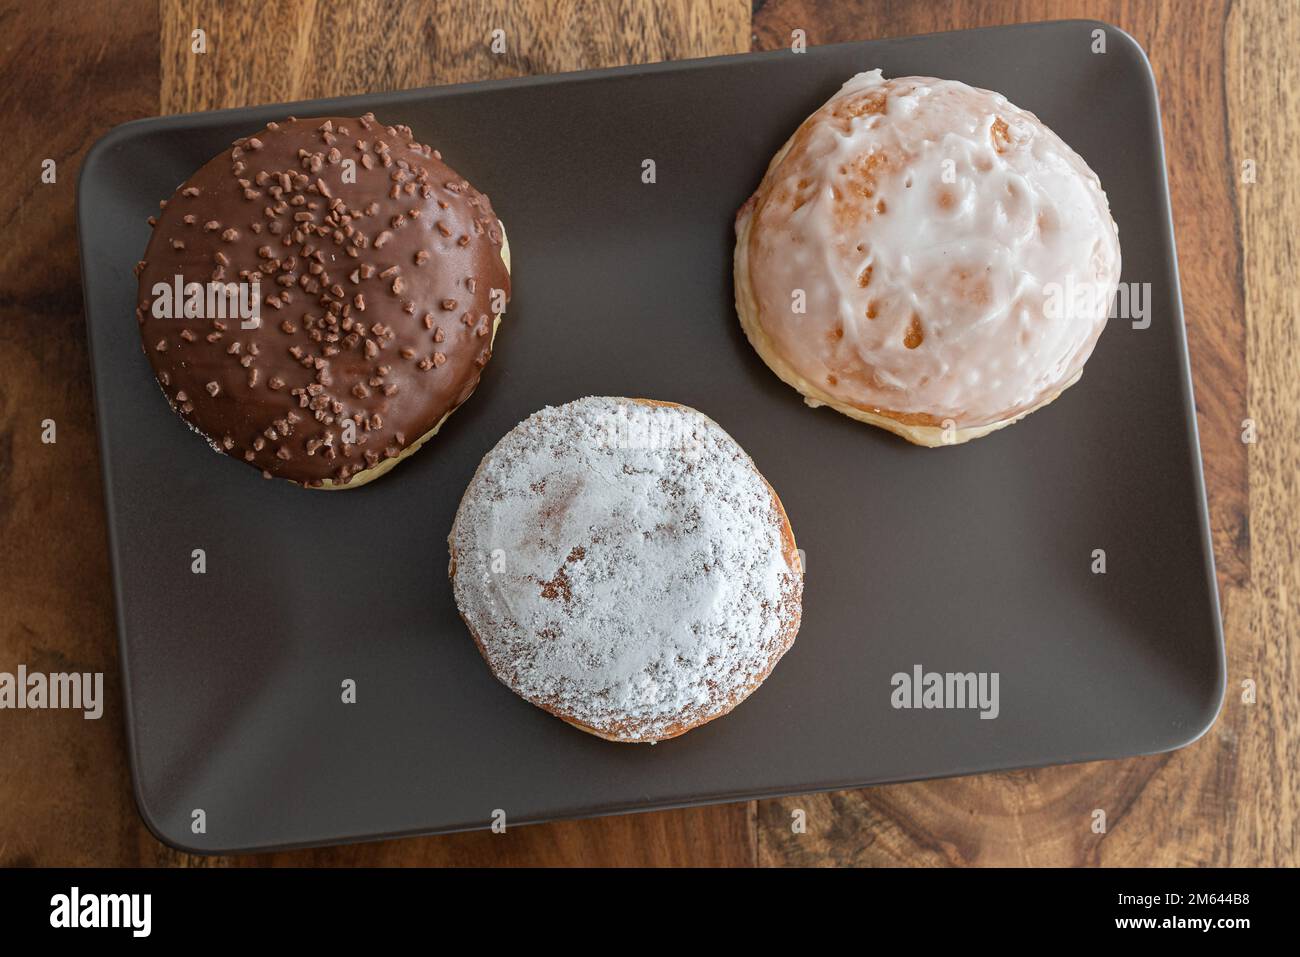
top-left (0, 0), bottom-right (1293, 866)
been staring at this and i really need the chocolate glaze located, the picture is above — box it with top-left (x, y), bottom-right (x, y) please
top-left (135, 114), bottom-right (510, 486)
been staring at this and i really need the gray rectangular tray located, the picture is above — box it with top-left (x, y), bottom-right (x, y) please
top-left (78, 20), bottom-right (1224, 854)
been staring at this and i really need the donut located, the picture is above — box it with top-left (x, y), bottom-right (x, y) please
top-left (134, 114), bottom-right (511, 487)
top-left (734, 70), bottom-right (1121, 446)
top-left (448, 396), bottom-right (803, 743)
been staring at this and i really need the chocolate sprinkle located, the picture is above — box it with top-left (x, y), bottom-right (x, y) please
top-left (136, 114), bottom-right (510, 487)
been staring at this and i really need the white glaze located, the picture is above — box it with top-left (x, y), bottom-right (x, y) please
top-left (742, 70), bottom-right (1121, 427)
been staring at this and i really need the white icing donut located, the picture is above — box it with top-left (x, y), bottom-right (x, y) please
top-left (734, 70), bottom-right (1122, 445)
top-left (449, 396), bottom-right (803, 743)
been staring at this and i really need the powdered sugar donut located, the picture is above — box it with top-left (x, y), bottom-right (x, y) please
top-left (448, 397), bottom-right (802, 743)
top-left (734, 70), bottom-right (1122, 446)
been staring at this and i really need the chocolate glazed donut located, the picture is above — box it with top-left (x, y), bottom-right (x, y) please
top-left (135, 113), bottom-right (511, 488)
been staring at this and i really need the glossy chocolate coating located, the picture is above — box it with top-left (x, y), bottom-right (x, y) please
top-left (135, 114), bottom-right (510, 486)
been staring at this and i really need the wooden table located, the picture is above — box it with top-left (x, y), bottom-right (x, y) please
top-left (1, 0), bottom-right (1294, 866)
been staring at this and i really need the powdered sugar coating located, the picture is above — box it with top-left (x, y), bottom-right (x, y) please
top-left (449, 397), bottom-right (802, 742)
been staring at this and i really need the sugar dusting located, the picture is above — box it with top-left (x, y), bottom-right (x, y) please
top-left (450, 397), bottom-right (801, 742)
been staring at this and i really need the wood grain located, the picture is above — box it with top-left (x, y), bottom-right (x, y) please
top-left (0, 0), bottom-right (1294, 866)
top-left (0, 0), bottom-right (160, 868)
top-left (1223, 0), bottom-right (1300, 868)
top-left (159, 0), bottom-right (749, 113)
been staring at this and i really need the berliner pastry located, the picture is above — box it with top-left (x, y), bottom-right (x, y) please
top-left (734, 70), bottom-right (1121, 445)
top-left (448, 396), bottom-right (803, 743)
top-left (135, 114), bottom-right (510, 487)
